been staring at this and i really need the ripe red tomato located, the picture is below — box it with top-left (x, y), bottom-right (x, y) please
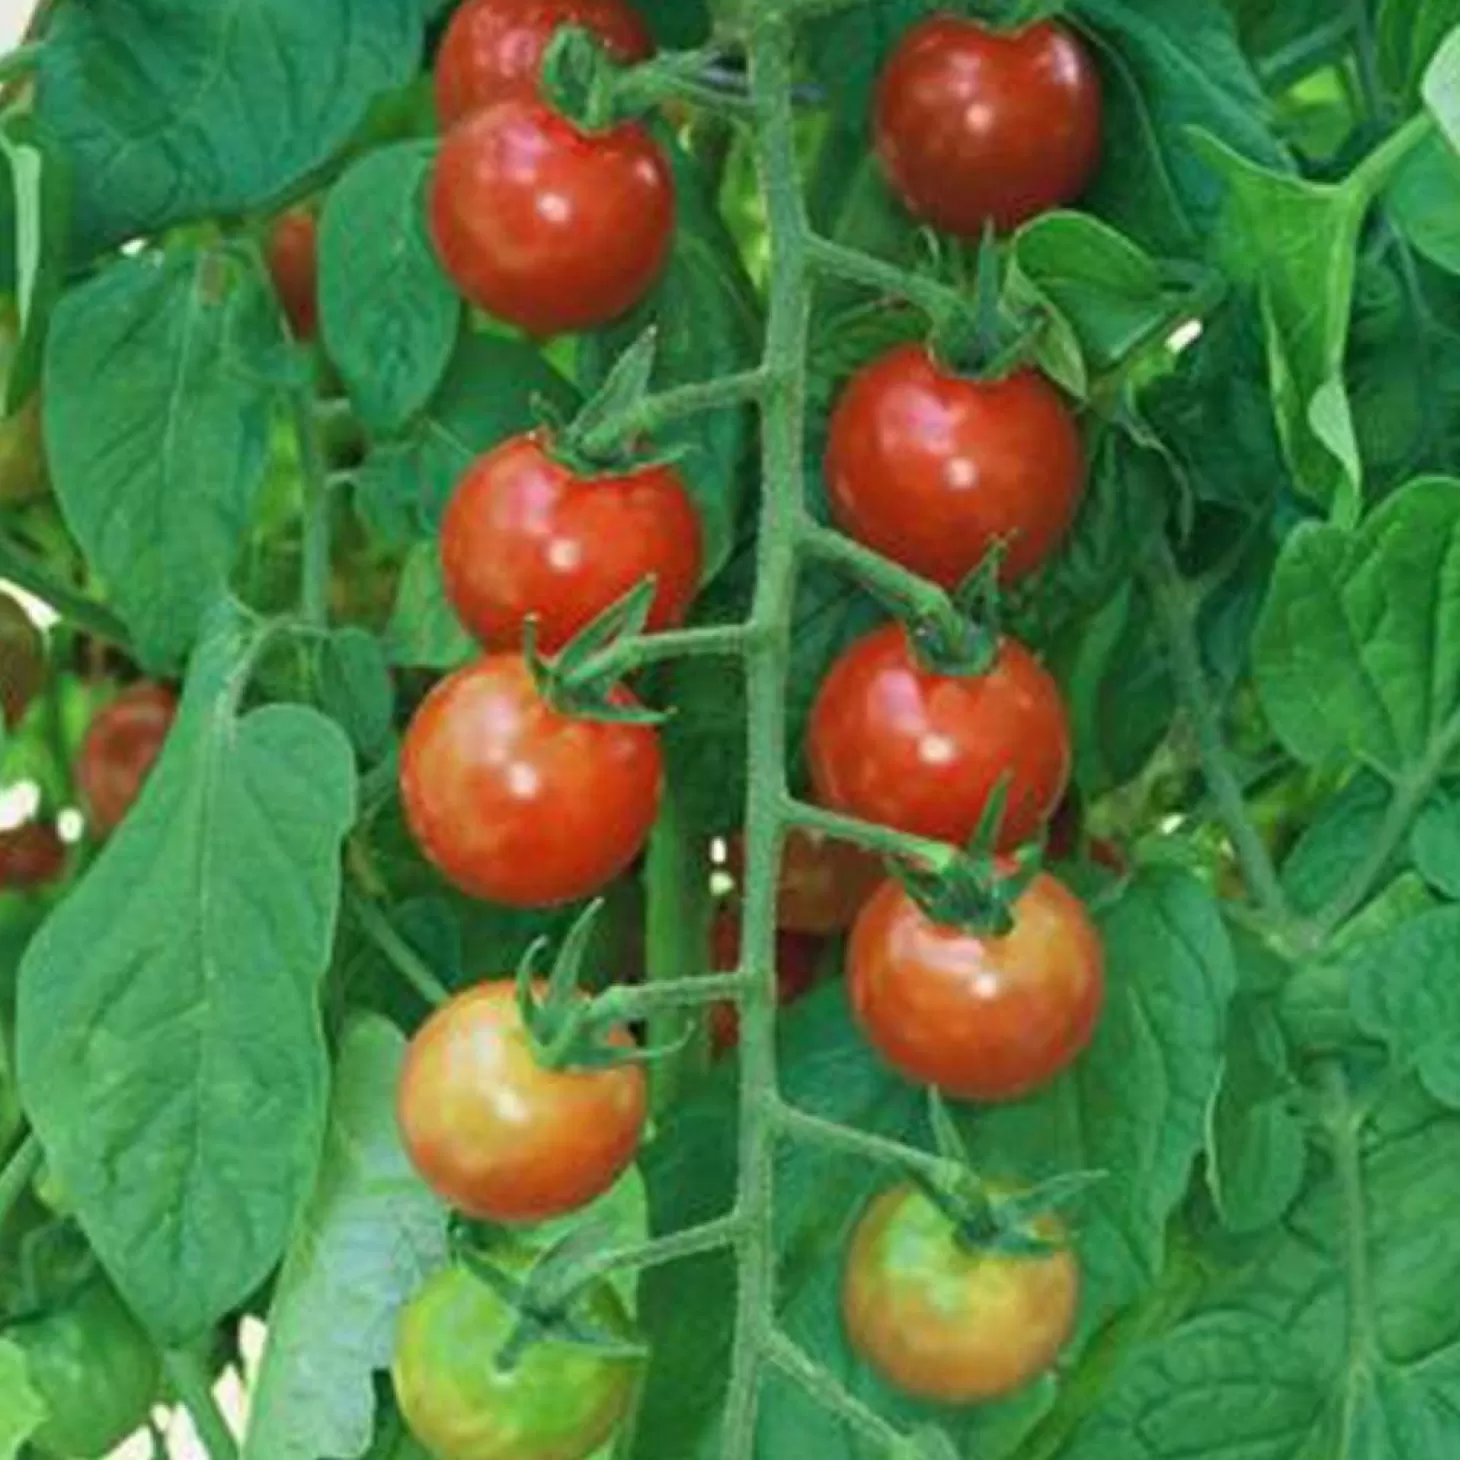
top-left (724, 829), bottom-right (884, 936)
top-left (849, 872), bottom-right (1104, 1101)
top-left (398, 979), bottom-right (646, 1222)
top-left (0, 595), bottom-right (43, 730)
top-left (0, 821), bottom-right (65, 889)
top-left (826, 345), bottom-right (1084, 589)
top-left (77, 683), bottom-right (178, 837)
top-left (435, 0), bottom-right (654, 126)
top-left (429, 99), bottom-right (674, 338)
top-left (808, 623), bottom-right (1070, 853)
top-left (441, 432), bottom-right (703, 653)
top-left (266, 209), bottom-right (319, 340)
top-left (843, 1182), bottom-right (1079, 1402)
top-left (708, 908), bottom-right (822, 1055)
top-left (875, 15), bottom-right (1103, 236)
top-left (399, 654), bottom-right (662, 906)
top-left (394, 1259), bottom-right (641, 1460)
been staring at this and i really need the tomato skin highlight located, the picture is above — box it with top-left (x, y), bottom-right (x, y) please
top-left (435, 0), bottom-right (654, 125)
top-left (708, 908), bottom-right (822, 1055)
top-left (808, 623), bottom-right (1071, 853)
top-left (394, 1260), bottom-right (642, 1460)
top-left (0, 822), bottom-right (65, 889)
top-left (441, 432), bottom-right (703, 653)
top-left (76, 682), bottom-right (178, 837)
top-left (875, 15), bottom-right (1102, 236)
top-left (266, 209), bottom-right (320, 340)
top-left (725, 829), bottom-right (884, 936)
top-left (843, 1183), bottom-right (1079, 1403)
top-left (0, 595), bottom-right (43, 730)
top-left (399, 980), bottom-right (646, 1222)
top-left (849, 874), bottom-right (1104, 1101)
top-left (400, 655), bottom-right (662, 906)
top-left (429, 99), bottom-right (674, 338)
top-left (826, 344), bottom-right (1084, 589)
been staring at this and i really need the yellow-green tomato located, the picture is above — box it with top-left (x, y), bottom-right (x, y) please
top-left (393, 1261), bottom-right (642, 1460)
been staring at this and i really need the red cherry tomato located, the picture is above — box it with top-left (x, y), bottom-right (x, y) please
top-left (266, 210), bottom-right (319, 340)
top-left (724, 829), bottom-right (884, 936)
top-left (0, 595), bottom-right (43, 730)
top-left (429, 99), bottom-right (674, 338)
top-left (808, 624), bottom-right (1071, 853)
top-left (441, 431), bottom-right (703, 653)
top-left (849, 873), bottom-right (1104, 1101)
top-left (398, 980), bottom-right (646, 1222)
top-left (708, 908), bottom-right (822, 1055)
top-left (77, 683), bottom-right (178, 837)
top-left (435, 0), bottom-right (654, 126)
top-left (0, 821), bottom-right (65, 889)
top-left (826, 345), bottom-right (1084, 589)
top-left (400, 654), bottom-right (662, 906)
top-left (843, 1182), bottom-right (1079, 1402)
top-left (875, 15), bottom-right (1103, 236)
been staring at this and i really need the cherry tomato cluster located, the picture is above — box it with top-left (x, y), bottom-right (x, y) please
top-left (389, 5), bottom-right (1110, 1446)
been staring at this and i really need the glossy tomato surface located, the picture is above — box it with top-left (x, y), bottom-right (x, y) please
top-left (843, 1182), bottom-right (1079, 1403)
top-left (398, 980), bottom-right (646, 1222)
top-left (849, 873), bottom-right (1104, 1101)
top-left (0, 822), bottom-right (65, 889)
top-left (394, 1260), bottom-right (641, 1460)
top-left (725, 829), bottom-right (884, 936)
top-left (808, 624), bottom-right (1070, 853)
top-left (442, 432), bottom-right (703, 653)
top-left (0, 595), bottom-right (43, 729)
top-left (430, 99), bottom-right (674, 338)
top-left (436, 0), bottom-right (654, 125)
top-left (708, 907), bottom-right (823, 1055)
top-left (400, 655), bottom-right (662, 906)
top-left (875, 15), bottom-right (1102, 235)
top-left (267, 209), bottom-right (319, 340)
top-left (826, 344), bottom-right (1084, 588)
top-left (76, 683), bottom-right (178, 837)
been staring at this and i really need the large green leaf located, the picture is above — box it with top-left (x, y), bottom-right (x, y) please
top-left (242, 1017), bottom-right (448, 1460)
top-left (320, 143), bottom-right (460, 435)
top-left (1387, 130), bottom-right (1460, 276)
top-left (1378, 0), bottom-right (1460, 106)
top-left (0, 1341), bottom-right (45, 1460)
top-left (16, 605), bottom-right (357, 1343)
top-left (43, 247), bottom-right (283, 669)
top-left (1254, 477), bottom-right (1460, 777)
top-left (37, 0), bottom-right (422, 253)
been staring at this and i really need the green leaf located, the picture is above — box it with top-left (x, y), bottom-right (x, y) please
top-left (1254, 476), bottom-right (1460, 777)
top-left (354, 332), bottom-right (578, 547)
top-left (1387, 129), bottom-right (1460, 275)
top-left (1194, 133), bottom-right (1369, 518)
top-left (320, 143), bottom-right (459, 435)
top-left (0, 1340), bottom-right (45, 1459)
top-left (43, 247), bottom-right (283, 669)
top-left (1411, 789), bottom-right (1460, 897)
top-left (37, 0), bottom-right (423, 254)
top-left (1422, 24), bottom-right (1460, 149)
top-left (1378, 0), bottom-right (1460, 105)
top-left (242, 1017), bottom-right (449, 1460)
top-left (1281, 773), bottom-right (1396, 915)
top-left (318, 627), bottom-right (395, 761)
top-left (383, 542), bottom-right (474, 671)
top-left (577, 136), bottom-right (761, 580)
top-left (16, 604), bottom-right (358, 1343)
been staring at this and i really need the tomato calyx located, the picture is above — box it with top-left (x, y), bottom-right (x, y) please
top-left (959, 0), bottom-right (1074, 33)
top-left (923, 229), bottom-right (1044, 385)
top-left (553, 328), bottom-right (685, 476)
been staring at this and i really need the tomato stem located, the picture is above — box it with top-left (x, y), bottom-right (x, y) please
top-left (164, 1346), bottom-right (240, 1460)
top-left (0, 1132), bottom-right (40, 1232)
top-left (558, 622), bottom-right (750, 694)
top-left (572, 368), bottom-right (767, 463)
top-left (345, 889), bottom-right (452, 1009)
top-left (806, 234), bottom-right (969, 327)
top-left (763, 1332), bottom-right (914, 1453)
top-left (774, 1101), bottom-right (963, 1186)
top-left (782, 798), bottom-right (957, 873)
top-left (0, 528), bottom-right (133, 651)
top-left (542, 1213), bottom-right (745, 1305)
top-left (288, 381), bottom-right (332, 632)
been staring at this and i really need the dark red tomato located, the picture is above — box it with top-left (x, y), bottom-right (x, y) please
top-left (808, 623), bottom-right (1071, 854)
top-left (875, 15), bottom-right (1102, 236)
top-left (442, 431), bottom-right (703, 653)
top-left (843, 1182), bottom-right (1079, 1402)
top-left (849, 872), bottom-right (1104, 1101)
top-left (429, 99), bottom-right (674, 338)
top-left (0, 595), bottom-right (43, 729)
top-left (826, 345), bottom-right (1084, 589)
top-left (435, 0), bottom-right (654, 126)
top-left (708, 908), bottom-right (822, 1055)
top-left (399, 654), bottom-right (661, 906)
top-left (398, 980), bottom-right (646, 1222)
top-left (724, 829), bottom-right (884, 936)
top-left (394, 1259), bottom-right (641, 1460)
top-left (77, 683), bottom-right (178, 837)
top-left (0, 821), bottom-right (65, 889)
top-left (266, 209), bottom-right (319, 340)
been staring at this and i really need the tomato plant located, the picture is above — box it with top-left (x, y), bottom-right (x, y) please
top-left (5, 3), bottom-right (1460, 1459)
top-left (441, 431), bottom-right (703, 652)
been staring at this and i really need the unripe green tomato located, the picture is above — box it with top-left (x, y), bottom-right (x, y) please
top-left (10, 1278), bottom-right (162, 1458)
top-left (393, 1260), bottom-right (642, 1460)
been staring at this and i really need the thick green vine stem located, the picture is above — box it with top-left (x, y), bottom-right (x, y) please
top-left (164, 1347), bottom-right (240, 1460)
